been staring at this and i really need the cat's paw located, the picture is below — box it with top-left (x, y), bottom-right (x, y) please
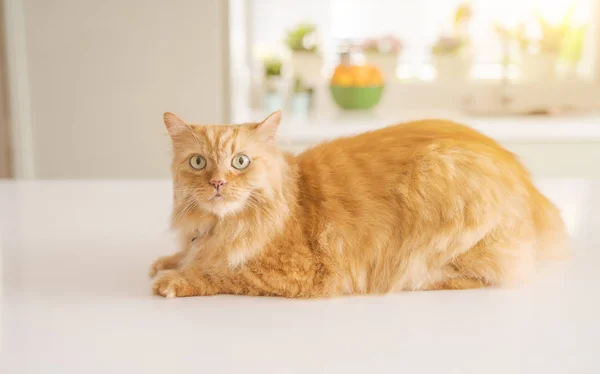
top-left (149, 256), bottom-right (176, 278)
top-left (152, 270), bottom-right (192, 298)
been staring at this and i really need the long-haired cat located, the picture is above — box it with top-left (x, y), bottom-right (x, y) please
top-left (150, 111), bottom-right (568, 298)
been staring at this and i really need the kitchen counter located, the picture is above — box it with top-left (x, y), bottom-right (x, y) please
top-left (276, 113), bottom-right (600, 144)
top-left (1, 180), bottom-right (599, 374)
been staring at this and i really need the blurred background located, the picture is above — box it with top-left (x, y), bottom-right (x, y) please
top-left (0, 0), bottom-right (599, 180)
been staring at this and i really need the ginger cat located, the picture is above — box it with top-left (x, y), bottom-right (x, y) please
top-left (150, 111), bottom-right (568, 298)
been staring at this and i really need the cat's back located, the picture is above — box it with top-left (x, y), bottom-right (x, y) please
top-left (296, 119), bottom-right (517, 170)
top-left (289, 119), bottom-right (564, 295)
top-left (294, 118), bottom-right (529, 219)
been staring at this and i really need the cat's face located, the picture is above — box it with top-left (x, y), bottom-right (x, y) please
top-left (165, 111), bottom-right (282, 218)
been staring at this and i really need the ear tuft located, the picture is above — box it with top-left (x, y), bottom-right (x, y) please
top-left (163, 112), bottom-right (186, 129)
top-left (163, 112), bottom-right (188, 138)
top-left (255, 110), bottom-right (281, 143)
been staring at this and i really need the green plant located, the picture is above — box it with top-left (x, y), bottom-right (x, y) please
top-left (263, 56), bottom-right (283, 78)
top-left (285, 23), bottom-right (318, 53)
top-left (431, 2), bottom-right (471, 56)
top-left (292, 76), bottom-right (314, 95)
top-left (361, 35), bottom-right (402, 55)
top-left (545, 5), bottom-right (587, 63)
top-left (496, 4), bottom-right (587, 62)
top-left (561, 24), bottom-right (586, 64)
top-left (537, 13), bottom-right (571, 54)
top-left (431, 36), bottom-right (467, 56)
top-left (453, 1), bottom-right (473, 37)
top-left (454, 2), bottom-right (473, 26)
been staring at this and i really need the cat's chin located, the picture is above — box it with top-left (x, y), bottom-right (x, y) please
top-left (199, 198), bottom-right (246, 218)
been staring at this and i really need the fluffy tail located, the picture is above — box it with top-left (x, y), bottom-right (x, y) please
top-left (531, 188), bottom-right (571, 262)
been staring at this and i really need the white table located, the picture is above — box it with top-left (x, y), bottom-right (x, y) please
top-left (1, 180), bottom-right (599, 374)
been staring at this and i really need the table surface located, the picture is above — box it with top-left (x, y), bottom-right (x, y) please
top-left (1, 180), bottom-right (599, 374)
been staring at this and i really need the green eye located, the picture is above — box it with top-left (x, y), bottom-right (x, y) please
top-left (189, 155), bottom-right (207, 170)
top-left (231, 154), bottom-right (251, 170)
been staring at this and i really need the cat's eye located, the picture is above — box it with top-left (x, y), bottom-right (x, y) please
top-left (231, 154), bottom-right (251, 170)
top-left (189, 155), bottom-right (207, 170)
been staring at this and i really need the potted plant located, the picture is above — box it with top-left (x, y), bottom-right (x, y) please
top-left (516, 7), bottom-right (585, 81)
top-left (362, 35), bottom-right (402, 82)
top-left (430, 2), bottom-right (472, 81)
top-left (262, 56), bottom-right (284, 113)
top-left (508, 21), bottom-right (561, 81)
top-left (290, 76), bottom-right (314, 117)
top-left (560, 23), bottom-right (586, 78)
top-left (431, 36), bottom-right (471, 81)
top-left (286, 23), bottom-right (322, 86)
top-left (495, 3), bottom-right (587, 82)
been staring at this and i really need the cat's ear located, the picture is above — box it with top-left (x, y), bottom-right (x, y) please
top-left (163, 112), bottom-right (187, 139)
top-left (254, 110), bottom-right (281, 144)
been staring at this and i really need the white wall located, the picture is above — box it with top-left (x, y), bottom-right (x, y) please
top-left (11, 0), bottom-right (228, 178)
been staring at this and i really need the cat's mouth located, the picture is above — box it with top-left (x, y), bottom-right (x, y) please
top-left (209, 192), bottom-right (223, 200)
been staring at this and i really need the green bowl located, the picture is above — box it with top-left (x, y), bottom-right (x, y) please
top-left (330, 85), bottom-right (384, 110)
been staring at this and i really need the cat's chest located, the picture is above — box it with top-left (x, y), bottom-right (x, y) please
top-left (189, 221), bottom-right (264, 268)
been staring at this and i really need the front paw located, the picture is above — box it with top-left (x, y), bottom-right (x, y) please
top-left (152, 270), bottom-right (192, 298)
top-left (149, 256), bottom-right (176, 278)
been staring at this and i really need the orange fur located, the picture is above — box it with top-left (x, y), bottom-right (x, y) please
top-left (151, 112), bottom-right (569, 298)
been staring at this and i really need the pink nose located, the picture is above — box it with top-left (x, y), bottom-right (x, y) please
top-left (210, 180), bottom-right (226, 190)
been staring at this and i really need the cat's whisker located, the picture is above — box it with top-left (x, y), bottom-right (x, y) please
top-left (247, 191), bottom-right (290, 217)
top-left (247, 201), bottom-right (276, 223)
top-left (244, 197), bottom-right (285, 229)
top-left (172, 195), bottom-right (197, 224)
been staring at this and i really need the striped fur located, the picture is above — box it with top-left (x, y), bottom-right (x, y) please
top-left (150, 112), bottom-right (569, 298)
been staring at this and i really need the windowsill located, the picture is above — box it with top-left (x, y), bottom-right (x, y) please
top-left (234, 81), bottom-right (600, 143)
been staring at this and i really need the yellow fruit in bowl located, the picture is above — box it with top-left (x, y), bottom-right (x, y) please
top-left (330, 63), bottom-right (385, 110)
top-left (368, 66), bottom-right (384, 86)
top-left (331, 65), bottom-right (353, 87)
top-left (331, 70), bottom-right (354, 87)
top-left (331, 64), bottom-right (384, 87)
top-left (351, 66), bottom-right (369, 86)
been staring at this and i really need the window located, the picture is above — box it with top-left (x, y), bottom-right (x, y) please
top-left (232, 0), bottom-right (600, 117)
